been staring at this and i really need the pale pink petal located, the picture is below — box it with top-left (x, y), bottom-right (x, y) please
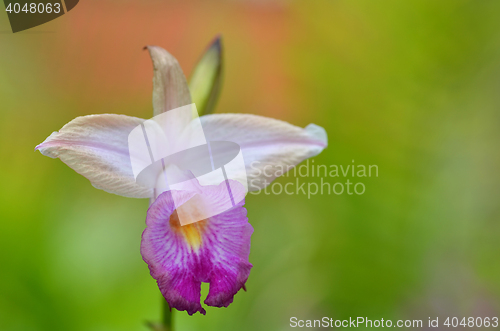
top-left (200, 114), bottom-right (328, 191)
top-left (146, 46), bottom-right (192, 116)
top-left (36, 114), bottom-right (152, 198)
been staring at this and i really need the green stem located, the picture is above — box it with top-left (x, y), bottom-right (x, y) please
top-left (162, 298), bottom-right (174, 331)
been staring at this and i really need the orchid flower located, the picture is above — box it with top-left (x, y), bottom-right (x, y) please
top-left (36, 37), bottom-right (328, 316)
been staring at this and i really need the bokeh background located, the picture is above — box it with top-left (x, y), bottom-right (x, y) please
top-left (1, 0), bottom-right (500, 330)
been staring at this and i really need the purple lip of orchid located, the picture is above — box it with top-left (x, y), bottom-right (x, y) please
top-left (142, 180), bottom-right (252, 315)
top-left (35, 36), bottom-right (328, 315)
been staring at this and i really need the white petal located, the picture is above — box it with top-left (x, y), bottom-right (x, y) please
top-left (146, 46), bottom-right (192, 116)
top-left (200, 114), bottom-right (328, 191)
top-left (36, 114), bottom-right (152, 198)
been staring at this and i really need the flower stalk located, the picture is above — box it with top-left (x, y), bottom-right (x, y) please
top-left (162, 299), bottom-right (174, 331)
top-left (145, 299), bottom-right (173, 331)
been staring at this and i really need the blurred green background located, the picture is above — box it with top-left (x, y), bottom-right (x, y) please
top-left (1, 0), bottom-right (500, 330)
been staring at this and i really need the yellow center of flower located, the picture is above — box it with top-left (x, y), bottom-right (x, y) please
top-left (169, 210), bottom-right (207, 251)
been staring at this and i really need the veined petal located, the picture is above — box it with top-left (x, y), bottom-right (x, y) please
top-left (141, 181), bottom-right (253, 315)
top-left (146, 46), bottom-right (192, 116)
top-left (189, 36), bottom-right (223, 116)
top-left (36, 114), bottom-right (152, 198)
top-left (200, 114), bottom-right (328, 191)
